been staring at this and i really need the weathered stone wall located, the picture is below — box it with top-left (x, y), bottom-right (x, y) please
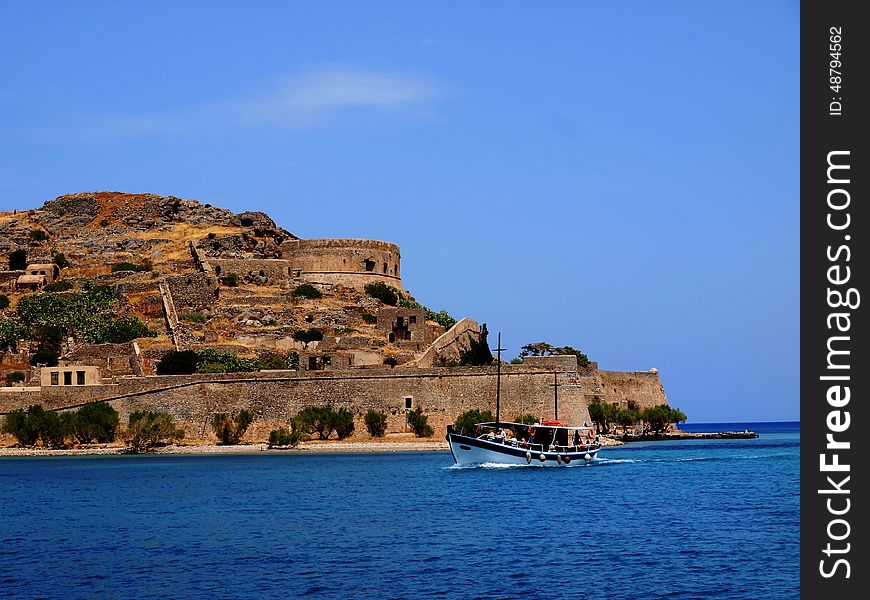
top-left (280, 239), bottom-right (403, 291)
top-left (210, 259), bottom-right (293, 288)
top-left (166, 273), bottom-right (220, 311)
top-left (0, 364), bottom-right (670, 442)
top-left (596, 369), bottom-right (668, 410)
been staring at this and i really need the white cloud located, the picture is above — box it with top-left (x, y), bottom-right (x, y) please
top-left (55, 65), bottom-right (444, 140)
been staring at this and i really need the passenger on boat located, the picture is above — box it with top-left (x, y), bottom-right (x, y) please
top-left (572, 429), bottom-right (581, 447)
top-left (495, 428), bottom-right (507, 443)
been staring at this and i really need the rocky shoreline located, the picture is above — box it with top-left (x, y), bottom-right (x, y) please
top-left (0, 431), bottom-right (757, 458)
top-left (619, 430), bottom-right (759, 442)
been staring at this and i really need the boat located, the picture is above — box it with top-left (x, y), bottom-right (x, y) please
top-left (447, 420), bottom-right (601, 467)
top-left (445, 331), bottom-right (603, 467)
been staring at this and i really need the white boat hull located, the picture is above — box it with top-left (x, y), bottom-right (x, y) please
top-left (447, 432), bottom-right (600, 467)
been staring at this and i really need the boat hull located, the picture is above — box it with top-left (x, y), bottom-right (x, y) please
top-left (447, 432), bottom-right (600, 467)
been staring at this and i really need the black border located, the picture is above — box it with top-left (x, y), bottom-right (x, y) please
top-left (801, 1), bottom-right (866, 595)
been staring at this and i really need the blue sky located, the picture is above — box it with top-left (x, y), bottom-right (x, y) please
top-left (0, 1), bottom-right (799, 421)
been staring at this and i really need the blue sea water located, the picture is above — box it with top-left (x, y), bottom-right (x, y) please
top-left (0, 422), bottom-right (799, 599)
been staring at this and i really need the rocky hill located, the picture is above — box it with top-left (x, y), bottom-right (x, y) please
top-left (0, 192), bottom-right (470, 382)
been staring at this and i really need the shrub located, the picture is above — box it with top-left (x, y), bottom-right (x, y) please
top-left (0, 294), bottom-right (11, 310)
top-left (180, 311), bottom-right (206, 324)
top-left (291, 284), bottom-right (322, 299)
top-left (156, 350), bottom-right (199, 375)
top-left (364, 282), bottom-right (398, 306)
top-left (125, 411), bottom-right (185, 452)
top-left (211, 410), bottom-right (255, 445)
top-left (6, 371), bottom-right (26, 386)
top-left (221, 273), bottom-right (239, 287)
top-left (1, 407), bottom-right (39, 445)
top-left (362, 313), bottom-right (377, 324)
top-left (286, 351), bottom-right (299, 370)
top-left (53, 253), bottom-right (69, 269)
top-left (256, 354), bottom-right (286, 370)
top-left (365, 409), bottom-right (388, 437)
top-left (305, 314), bottom-right (314, 323)
top-left (424, 308), bottom-right (457, 330)
top-left (30, 348), bottom-right (59, 367)
top-left (30, 229), bottom-right (49, 242)
top-left (407, 407), bottom-right (434, 438)
top-left (111, 262), bottom-right (151, 273)
top-left (44, 280), bottom-right (74, 293)
top-left (454, 409), bottom-right (494, 436)
top-left (268, 427), bottom-right (301, 448)
top-left (9, 249), bottom-right (27, 271)
top-left (514, 414), bottom-right (539, 426)
top-left (196, 349), bottom-right (257, 373)
top-left (510, 357), bottom-right (523, 364)
top-left (207, 232), bottom-right (217, 240)
top-left (333, 407), bottom-right (355, 440)
top-left (65, 402), bottom-right (120, 444)
top-left (383, 357), bottom-right (398, 367)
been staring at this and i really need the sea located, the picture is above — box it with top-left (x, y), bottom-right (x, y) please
top-left (0, 421), bottom-right (799, 599)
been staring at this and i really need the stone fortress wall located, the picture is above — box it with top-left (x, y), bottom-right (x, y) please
top-left (280, 238), bottom-right (403, 291)
top-left (0, 359), bottom-right (669, 440)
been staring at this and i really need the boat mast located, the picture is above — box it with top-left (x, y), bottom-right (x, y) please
top-left (549, 371), bottom-right (561, 420)
top-left (495, 332), bottom-right (504, 428)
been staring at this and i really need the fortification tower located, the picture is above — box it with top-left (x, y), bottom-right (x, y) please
top-left (280, 238), bottom-right (403, 291)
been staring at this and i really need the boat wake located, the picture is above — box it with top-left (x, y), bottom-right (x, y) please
top-left (593, 453), bottom-right (795, 466)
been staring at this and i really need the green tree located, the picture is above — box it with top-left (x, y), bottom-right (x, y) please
top-left (53, 253), bottom-right (69, 269)
top-left (514, 414), bottom-right (539, 425)
top-left (293, 328), bottom-right (323, 349)
top-left (519, 341), bottom-right (590, 367)
top-left (5, 371), bottom-right (26, 385)
top-left (1, 407), bottom-right (39, 446)
top-left (0, 294), bottom-right (10, 310)
top-left (454, 409), bottom-right (494, 436)
top-left (156, 350), bottom-right (199, 374)
top-left (28, 405), bottom-right (67, 448)
top-left (9, 249), bottom-right (27, 271)
top-left (615, 406), bottom-right (640, 434)
top-left (364, 282), bottom-right (398, 306)
top-left (125, 411), bottom-right (185, 452)
top-left (30, 348), bottom-right (59, 367)
top-left (407, 407), bottom-right (434, 437)
top-left (641, 405), bottom-right (687, 433)
top-left (333, 407), bottom-right (355, 440)
top-left (66, 402), bottom-right (120, 444)
top-left (286, 351), bottom-right (299, 370)
top-left (364, 409), bottom-right (388, 437)
top-left (588, 400), bottom-right (621, 434)
top-left (103, 317), bottom-right (156, 343)
top-left (291, 284), bottom-right (323, 299)
top-left (0, 319), bottom-right (26, 352)
top-left (196, 349), bottom-right (257, 373)
top-left (210, 410), bottom-right (255, 444)
top-left (295, 406), bottom-right (337, 440)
